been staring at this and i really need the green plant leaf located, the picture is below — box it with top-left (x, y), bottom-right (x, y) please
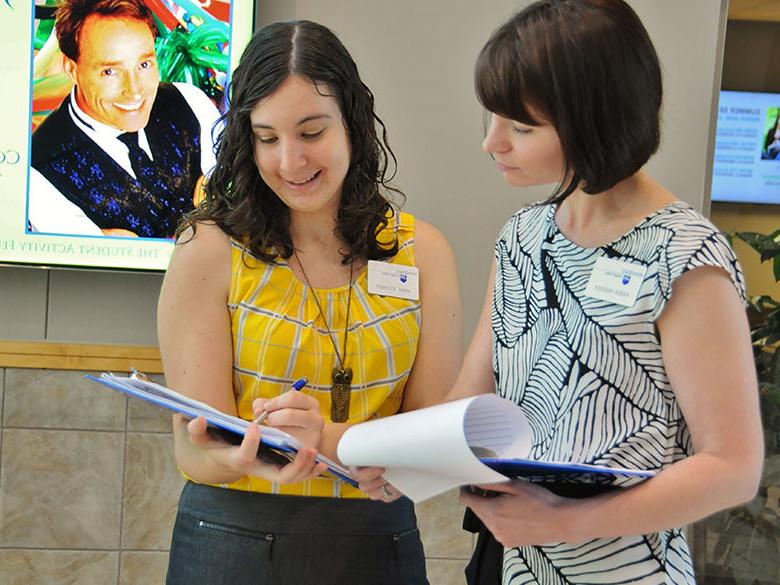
top-left (747, 296), bottom-right (780, 316)
top-left (736, 231), bottom-right (780, 262)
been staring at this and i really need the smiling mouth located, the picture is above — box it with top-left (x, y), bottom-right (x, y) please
top-left (114, 101), bottom-right (144, 112)
top-left (285, 170), bottom-right (321, 185)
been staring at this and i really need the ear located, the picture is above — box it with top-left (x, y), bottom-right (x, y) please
top-left (62, 55), bottom-right (78, 84)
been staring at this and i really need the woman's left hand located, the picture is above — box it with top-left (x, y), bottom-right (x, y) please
top-left (351, 466), bottom-right (402, 502)
top-left (460, 480), bottom-right (574, 547)
top-left (252, 391), bottom-right (324, 449)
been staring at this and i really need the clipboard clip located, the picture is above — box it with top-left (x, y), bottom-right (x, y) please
top-left (130, 368), bottom-right (150, 381)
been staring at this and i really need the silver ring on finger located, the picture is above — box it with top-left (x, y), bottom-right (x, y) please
top-left (382, 484), bottom-right (395, 499)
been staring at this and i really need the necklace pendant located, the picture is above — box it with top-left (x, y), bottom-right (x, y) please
top-left (331, 366), bottom-right (353, 423)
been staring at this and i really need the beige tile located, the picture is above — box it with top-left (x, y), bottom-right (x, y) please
top-left (126, 372), bottom-right (174, 433)
top-left (127, 399), bottom-right (173, 433)
top-left (119, 551), bottom-right (169, 585)
top-left (426, 558), bottom-right (468, 585)
top-left (417, 489), bottom-right (472, 559)
top-left (0, 549), bottom-right (118, 585)
top-left (122, 433), bottom-right (184, 550)
top-left (0, 429), bottom-right (124, 548)
top-left (4, 368), bottom-right (126, 430)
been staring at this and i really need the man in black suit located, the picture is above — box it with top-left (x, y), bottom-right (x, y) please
top-left (29, 0), bottom-right (220, 238)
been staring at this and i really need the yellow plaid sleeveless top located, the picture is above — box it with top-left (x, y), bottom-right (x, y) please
top-left (224, 211), bottom-right (420, 498)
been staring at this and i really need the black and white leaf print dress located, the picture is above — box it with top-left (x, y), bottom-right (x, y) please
top-left (492, 201), bottom-right (745, 585)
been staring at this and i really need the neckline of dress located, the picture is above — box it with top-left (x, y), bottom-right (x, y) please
top-left (548, 200), bottom-right (689, 251)
top-left (280, 260), bottom-right (369, 295)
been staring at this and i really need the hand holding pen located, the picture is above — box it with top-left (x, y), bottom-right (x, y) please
top-left (251, 377), bottom-right (323, 449)
top-left (253, 377), bottom-right (308, 425)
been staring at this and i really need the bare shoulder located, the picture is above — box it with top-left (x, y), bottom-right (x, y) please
top-left (414, 218), bottom-right (455, 269)
top-left (166, 222), bottom-right (232, 293)
top-left (172, 222), bottom-right (231, 263)
top-left (658, 264), bottom-right (745, 330)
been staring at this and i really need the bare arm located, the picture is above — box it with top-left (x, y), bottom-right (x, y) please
top-left (462, 266), bottom-right (764, 545)
top-left (159, 223), bottom-right (325, 485)
top-left (400, 219), bottom-right (465, 410)
top-left (444, 257), bottom-right (498, 401)
top-left (158, 223), bottom-right (236, 414)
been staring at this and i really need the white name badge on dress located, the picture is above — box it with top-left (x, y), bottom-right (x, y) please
top-left (585, 257), bottom-right (647, 307)
top-left (367, 260), bottom-right (419, 300)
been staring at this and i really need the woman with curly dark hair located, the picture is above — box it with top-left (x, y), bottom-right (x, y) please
top-left (762, 113), bottom-right (780, 160)
top-left (158, 20), bottom-right (462, 584)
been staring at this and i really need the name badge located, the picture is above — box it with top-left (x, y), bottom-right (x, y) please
top-left (584, 257), bottom-right (647, 307)
top-left (367, 260), bottom-right (419, 301)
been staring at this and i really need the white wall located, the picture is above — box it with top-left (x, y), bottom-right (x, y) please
top-left (0, 0), bottom-right (727, 344)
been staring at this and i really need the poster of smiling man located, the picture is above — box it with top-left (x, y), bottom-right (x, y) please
top-left (0, 0), bottom-right (252, 270)
top-left (29, 0), bottom-right (234, 239)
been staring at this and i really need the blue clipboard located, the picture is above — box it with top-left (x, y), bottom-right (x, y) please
top-left (480, 457), bottom-right (656, 481)
top-left (86, 372), bottom-right (357, 486)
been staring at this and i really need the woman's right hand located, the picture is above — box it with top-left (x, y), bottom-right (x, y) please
top-left (176, 414), bottom-right (327, 484)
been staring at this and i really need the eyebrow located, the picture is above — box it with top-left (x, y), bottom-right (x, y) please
top-left (252, 114), bottom-right (332, 130)
top-left (97, 52), bottom-right (156, 67)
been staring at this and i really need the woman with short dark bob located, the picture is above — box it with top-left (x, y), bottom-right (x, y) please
top-left (412, 1), bottom-right (763, 583)
top-left (158, 20), bottom-right (462, 584)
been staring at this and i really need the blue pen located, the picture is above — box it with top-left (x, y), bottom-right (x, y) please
top-left (253, 377), bottom-right (308, 426)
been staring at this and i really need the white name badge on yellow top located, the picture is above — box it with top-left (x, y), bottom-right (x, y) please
top-left (367, 260), bottom-right (419, 301)
top-left (584, 257), bottom-right (647, 307)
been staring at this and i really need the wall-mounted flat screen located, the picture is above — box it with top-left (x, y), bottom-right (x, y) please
top-left (0, 0), bottom-right (254, 270)
top-left (711, 90), bottom-right (780, 205)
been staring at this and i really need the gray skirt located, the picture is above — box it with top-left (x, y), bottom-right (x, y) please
top-left (166, 481), bottom-right (429, 585)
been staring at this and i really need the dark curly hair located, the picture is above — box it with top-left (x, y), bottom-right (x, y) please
top-left (55, 0), bottom-right (157, 61)
top-left (764, 114), bottom-right (780, 151)
top-left (181, 20), bottom-right (403, 264)
top-left (475, 0), bottom-right (662, 203)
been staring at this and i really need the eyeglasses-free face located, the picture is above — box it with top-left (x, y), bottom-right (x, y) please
top-left (483, 113), bottom-right (566, 189)
top-left (250, 74), bottom-right (352, 221)
top-left (64, 15), bottom-right (159, 133)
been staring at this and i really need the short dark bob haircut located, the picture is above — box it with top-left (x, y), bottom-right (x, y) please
top-left (182, 20), bottom-right (402, 264)
top-left (55, 0), bottom-right (157, 62)
top-left (475, 0), bottom-right (662, 202)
